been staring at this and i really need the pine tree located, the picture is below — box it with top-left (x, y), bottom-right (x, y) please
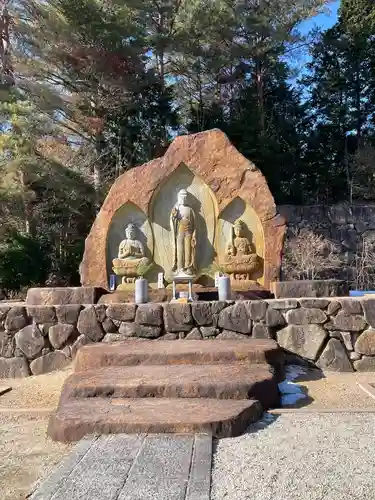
top-left (341, 0), bottom-right (375, 35)
top-left (301, 16), bottom-right (375, 202)
top-left (12, 0), bottom-right (177, 193)
top-left (0, 0), bottom-right (14, 87)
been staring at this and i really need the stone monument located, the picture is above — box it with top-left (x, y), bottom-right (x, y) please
top-left (171, 189), bottom-right (196, 276)
top-left (79, 129), bottom-right (286, 293)
top-left (112, 223), bottom-right (151, 289)
top-left (222, 219), bottom-right (260, 286)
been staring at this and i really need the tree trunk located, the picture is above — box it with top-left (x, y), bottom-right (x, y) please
top-left (355, 60), bottom-right (362, 150)
top-left (345, 134), bottom-right (353, 203)
top-left (157, 9), bottom-right (168, 146)
top-left (19, 170), bottom-right (35, 236)
top-left (255, 57), bottom-right (265, 136)
top-left (93, 157), bottom-right (101, 213)
top-left (0, 0), bottom-right (14, 87)
top-left (93, 128), bottom-right (105, 213)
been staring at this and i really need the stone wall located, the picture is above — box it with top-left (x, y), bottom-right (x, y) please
top-left (2, 298), bottom-right (375, 377)
top-left (278, 203), bottom-right (375, 281)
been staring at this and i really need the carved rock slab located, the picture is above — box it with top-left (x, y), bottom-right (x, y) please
top-left (80, 129), bottom-right (285, 290)
top-left (55, 305), bottom-right (82, 324)
top-left (5, 307), bottom-right (27, 332)
top-left (30, 351), bottom-right (70, 375)
top-left (0, 332), bottom-right (15, 358)
top-left (317, 339), bottom-right (353, 372)
top-left (49, 324), bottom-right (76, 350)
top-left (26, 306), bottom-right (56, 324)
top-left (15, 324), bottom-right (45, 359)
top-left (163, 304), bottom-right (193, 332)
top-left (136, 304), bottom-right (163, 326)
top-left (218, 303), bottom-right (252, 334)
top-left (277, 324), bottom-right (328, 361)
top-left (355, 329), bottom-right (375, 356)
top-left (0, 357), bottom-right (30, 378)
top-left (77, 306), bottom-right (104, 342)
top-left (26, 287), bottom-right (107, 305)
top-left (286, 308), bottom-right (327, 325)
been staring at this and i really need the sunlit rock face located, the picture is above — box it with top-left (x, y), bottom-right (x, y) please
top-left (80, 129), bottom-right (285, 291)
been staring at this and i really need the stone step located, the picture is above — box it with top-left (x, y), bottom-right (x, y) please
top-left (74, 339), bottom-right (282, 372)
top-left (48, 397), bottom-right (262, 442)
top-left (60, 363), bottom-right (279, 409)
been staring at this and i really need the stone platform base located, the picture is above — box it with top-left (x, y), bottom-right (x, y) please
top-left (48, 398), bottom-right (263, 442)
top-left (26, 287), bottom-right (107, 305)
top-left (48, 339), bottom-right (282, 442)
top-left (98, 283), bottom-right (271, 304)
top-left (58, 363), bottom-right (279, 407)
top-left (73, 339), bottom-right (282, 372)
top-left (270, 280), bottom-right (349, 298)
top-left (4, 296), bottom-right (375, 379)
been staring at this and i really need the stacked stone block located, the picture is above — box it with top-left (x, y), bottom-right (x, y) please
top-left (2, 297), bottom-right (375, 377)
top-left (278, 203), bottom-right (375, 281)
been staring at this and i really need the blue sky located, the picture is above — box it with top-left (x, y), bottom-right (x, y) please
top-left (288, 0), bottom-right (340, 84)
top-left (300, 0), bottom-right (340, 35)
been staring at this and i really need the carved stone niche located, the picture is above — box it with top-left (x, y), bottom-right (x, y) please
top-left (106, 202), bottom-right (154, 289)
top-left (79, 129), bottom-right (286, 291)
top-left (217, 197), bottom-right (264, 287)
top-left (149, 163), bottom-right (217, 281)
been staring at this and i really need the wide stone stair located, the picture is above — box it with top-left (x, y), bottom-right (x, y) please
top-left (48, 339), bottom-right (284, 442)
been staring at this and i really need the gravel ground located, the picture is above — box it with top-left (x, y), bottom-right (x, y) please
top-left (0, 413), bottom-right (73, 500)
top-left (1, 365), bottom-right (375, 499)
top-left (0, 366), bottom-right (71, 410)
top-left (0, 367), bottom-right (73, 500)
top-left (212, 412), bottom-right (375, 500)
top-left (288, 370), bottom-right (375, 409)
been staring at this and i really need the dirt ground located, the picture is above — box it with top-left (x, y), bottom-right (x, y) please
top-left (1, 366), bottom-right (375, 500)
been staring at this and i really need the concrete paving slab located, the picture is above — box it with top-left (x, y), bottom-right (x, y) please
top-left (118, 476), bottom-right (188, 500)
top-left (29, 433), bottom-right (212, 500)
top-left (29, 437), bottom-right (96, 500)
top-left (127, 435), bottom-right (194, 478)
top-left (186, 435), bottom-right (212, 500)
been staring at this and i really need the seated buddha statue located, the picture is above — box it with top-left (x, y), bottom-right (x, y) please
top-left (112, 223), bottom-right (150, 284)
top-left (222, 219), bottom-right (260, 282)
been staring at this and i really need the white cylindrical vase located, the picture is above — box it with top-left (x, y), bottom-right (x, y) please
top-left (218, 275), bottom-right (231, 301)
top-left (135, 277), bottom-right (148, 304)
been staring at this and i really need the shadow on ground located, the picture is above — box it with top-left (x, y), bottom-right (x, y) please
top-left (279, 362), bottom-right (326, 409)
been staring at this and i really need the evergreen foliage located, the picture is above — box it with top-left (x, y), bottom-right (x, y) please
top-left (2, 0), bottom-right (375, 291)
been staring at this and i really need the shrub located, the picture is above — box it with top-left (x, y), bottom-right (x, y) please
top-left (283, 229), bottom-right (341, 280)
top-left (0, 231), bottom-right (50, 292)
top-left (354, 237), bottom-right (375, 290)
